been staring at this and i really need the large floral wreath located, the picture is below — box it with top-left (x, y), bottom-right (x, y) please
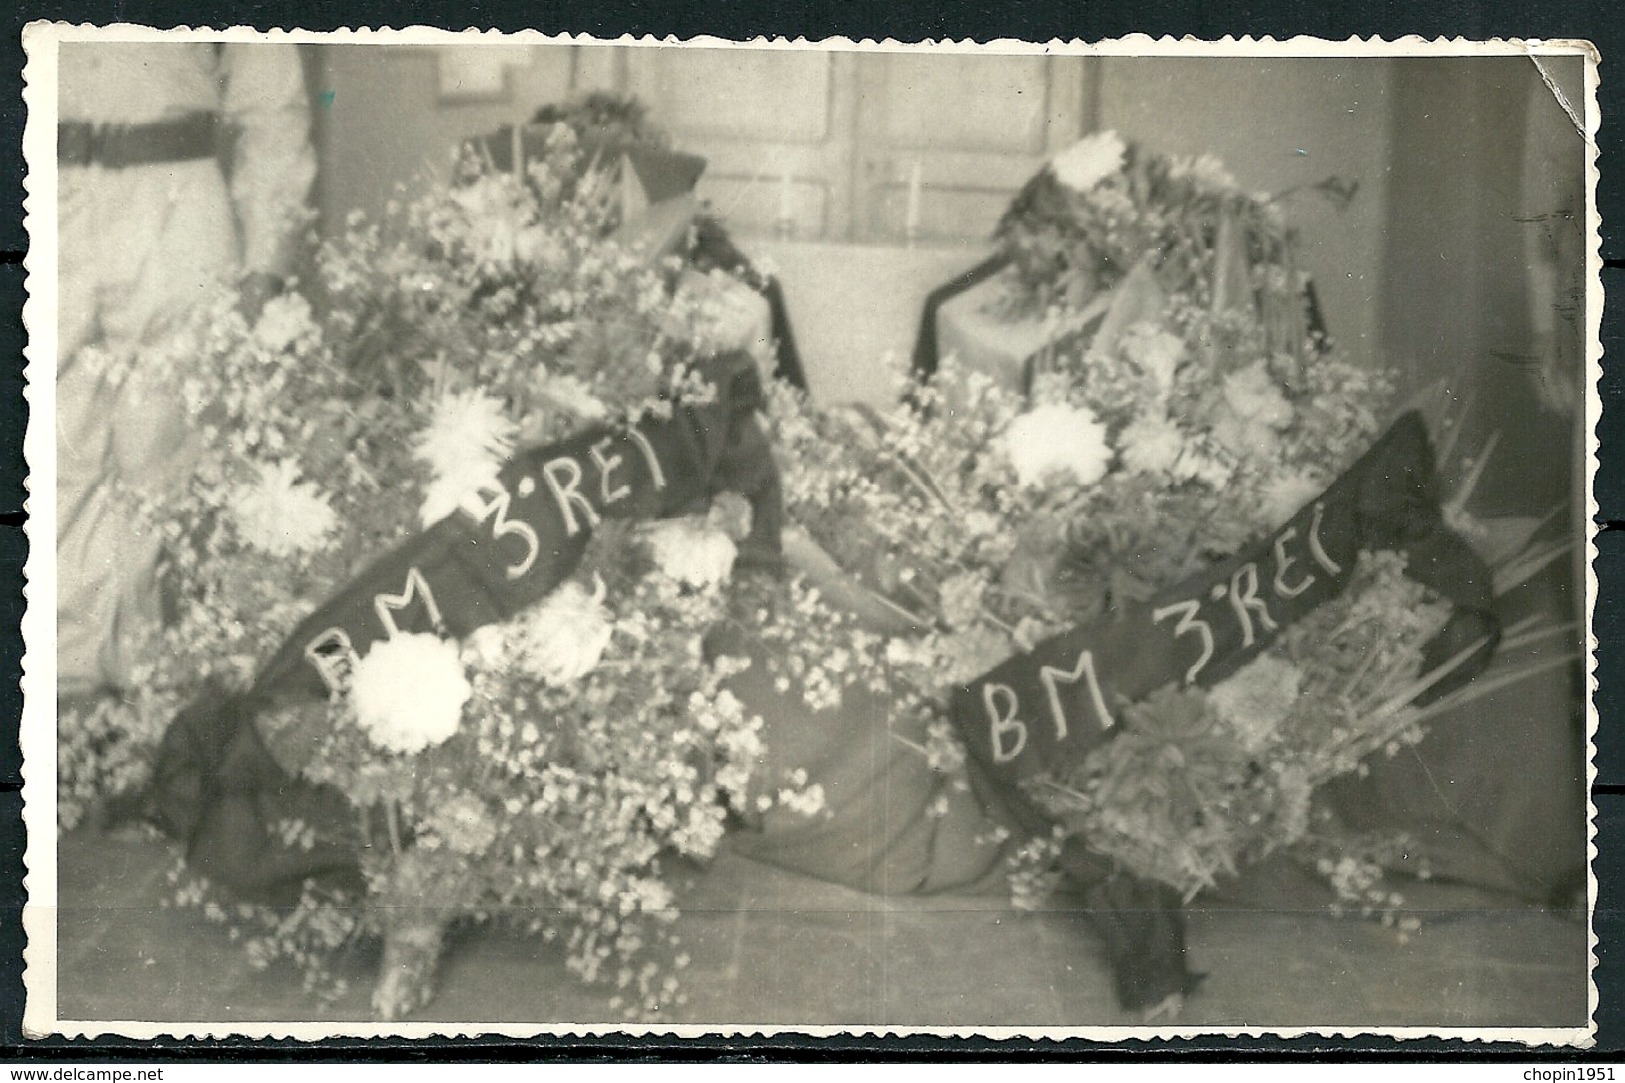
top-left (60, 118), bottom-right (1575, 1023)
top-left (759, 129), bottom-right (1572, 959)
top-left (61, 119), bottom-right (821, 1020)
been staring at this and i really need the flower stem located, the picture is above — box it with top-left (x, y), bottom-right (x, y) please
top-left (386, 800), bottom-right (403, 856)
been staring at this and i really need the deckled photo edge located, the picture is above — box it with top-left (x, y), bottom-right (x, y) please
top-left (17, 24), bottom-right (1602, 1047)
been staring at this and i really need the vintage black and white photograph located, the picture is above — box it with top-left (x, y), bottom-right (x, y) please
top-left (19, 27), bottom-right (1597, 1041)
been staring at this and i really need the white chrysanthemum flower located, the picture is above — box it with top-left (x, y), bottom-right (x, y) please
top-left (1208, 653), bottom-right (1303, 753)
top-left (1211, 361), bottom-right (1293, 460)
top-left (1175, 449), bottom-right (1234, 489)
top-left (679, 269), bottom-right (767, 356)
top-left (415, 389), bottom-right (517, 486)
top-left (937, 626), bottom-right (1018, 687)
top-left (460, 623), bottom-right (513, 670)
top-left (350, 633), bottom-right (472, 755)
top-left (1170, 152), bottom-right (1239, 192)
top-left (1119, 414), bottom-right (1187, 476)
top-left (512, 225), bottom-right (564, 268)
top-left (1120, 324), bottom-right (1186, 395)
top-left (1221, 360), bottom-right (1294, 430)
top-left (425, 792), bottom-right (499, 856)
top-left (644, 517), bottom-right (738, 589)
top-left (415, 389), bottom-right (518, 526)
top-left (230, 459), bottom-right (338, 556)
top-left (251, 293), bottom-right (318, 354)
top-left (418, 465), bottom-right (498, 527)
top-left (520, 579), bottom-right (614, 686)
top-left (1002, 403), bottom-right (1113, 488)
top-left (938, 571), bottom-right (987, 630)
top-left (707, 491), bottom-right (755, 543)
top-left (1050, 130), bottom-right (1127, 193)
top-left (1260, 471), bottom-right (1324, 528)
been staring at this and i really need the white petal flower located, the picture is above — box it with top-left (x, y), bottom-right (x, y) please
top-left (1260, 471), bottom-right (1324, 528)
top-left (938, 571), bottom-right (988, 630)
top-left (1221, 360), bottom-right (1294, 429)
top-left (679, 269), bottom-right (771, 368)
top-left (1174, 449), bottom-right (1234, 489)
top-left (644, 517), bottom-right (738, 589)
top-left (512, 226), bottom-right (564, 268)
top-left (1002, 403), bottom-right (1113, 488)
top-left (937, 626), bottom-right (1018, 687)
top-left (1208, 654), bottom-right (1303, 753)
top-left (520, 579), bottom-right (614, 686)
top-left (230, 459), bottom-right (338, 556)
top-left (460, 624), bottom-right (512, 670)
top-left (1170, 152), bottom-right (1239, 192)
top-left (419, 462), bottom-right (501, 527)
top-left (1211, 361), bottom-right (1293, 460)
top-left (539, 373), bottom-right (610, 421)
top-left (1050, 130), bottom-right (1127, 193)
top-left (351, 633), bottom-right (472, 755)
top-left (1210, 411), bottom-right (1280, 461)
top-left (1119, 324), bottom-right (1186, 395)
top-left (415, 389), bottom-right (518, 526)
top-left (1118, 414), bottom-right (1187, 477)
top-left (415, 389), bottom-right (518, 490)
top-left (425, 792), bottom-right (499, 856)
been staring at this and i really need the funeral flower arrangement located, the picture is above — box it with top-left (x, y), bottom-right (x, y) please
top-left (993, 128), bottom-right (1353, 339)
top-left (59, 126), bottom-right (812, 1020)
top-left (758, 130), bottom-right (1573, 918)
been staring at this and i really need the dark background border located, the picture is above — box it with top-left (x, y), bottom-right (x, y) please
top-left (1, 0), bottom-right (1618, 1061)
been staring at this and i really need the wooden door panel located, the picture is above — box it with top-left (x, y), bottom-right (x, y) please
top-left (627, 48), bottom-right (852, 238)
top-left (876, 52), bottom-right (1053, 155)
top-left (854, 53), bottom-right (1092, 244)
top-left (628, 48), bottom-right (835, 141)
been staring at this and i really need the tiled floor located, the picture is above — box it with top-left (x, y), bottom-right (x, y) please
top-left (48, 825), bottom-right (1590, 1032)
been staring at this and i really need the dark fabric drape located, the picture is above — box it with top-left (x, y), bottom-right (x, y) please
top-left (145, 353), bottom-right (781, 905)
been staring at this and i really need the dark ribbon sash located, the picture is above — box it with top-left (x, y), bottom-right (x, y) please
top-left (255, 358), bottom-right (780, 706)
top-left (950, 410), bottom-right (1499, 784)
top-left (148, 353), bottom-right (781, 902)
top-left (948, 410), bottom-right (1497, 1011)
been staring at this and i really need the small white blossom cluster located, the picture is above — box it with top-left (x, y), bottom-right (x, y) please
top-left (1166, 152), bottom-right (1240, 193)
top-left (1211, 359), bottom-right (1296, 458)
top-left (442, 172), bottom-right (563, 272)
top-left (251, 293), bottom-right (321, 354)
top-left (774, 767), bottom-right (829, 818)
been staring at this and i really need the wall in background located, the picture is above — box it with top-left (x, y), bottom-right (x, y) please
top-left (1095, 56), bottom-right (1394, 372)
top-left (1380, 56), bottom-right (1585, 515)
top-left (311, 45), bottom-right (577, 227)
top-left (311, 45), bottom-right (1092, 246)
top-left (310, 46), bottom-right (1404, 370)
top-left (307, 45), bottom-right (1587, 468)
